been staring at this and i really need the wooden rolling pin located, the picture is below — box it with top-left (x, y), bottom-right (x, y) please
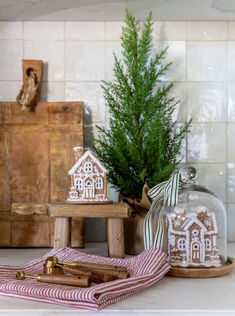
top-left (72, 261), bottom-right (127, 273)
top-left (86, 268), bottom-right (128, 279)
top-left (60, 264), bottom-right (128, 280)
top-left (58, 265), bottom-right (117, 283)
top-left (16, 271), bottom-right (91, 287)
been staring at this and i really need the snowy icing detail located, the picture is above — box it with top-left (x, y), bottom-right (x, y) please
top-left (67, 186), bottom-right (79, 200)
top-left (73, 146), bottom-right (83, 150)
top-left (66, 147), bottom-right (108, 202)
top-left (166, 209), bottom-right (221, 268)
top-left (68, 150), bottom-right (107, 176)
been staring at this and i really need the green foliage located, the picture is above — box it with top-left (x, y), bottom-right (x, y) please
top-left (94, 10), bottom-right (191, 199)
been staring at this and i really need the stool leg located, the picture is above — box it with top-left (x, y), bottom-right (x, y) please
top-left (54, 217), bottom-right (71, 248)
top-left (107, 218), bottom-right (125, 258)
top-left (71, 217), bottom-right (85, 247)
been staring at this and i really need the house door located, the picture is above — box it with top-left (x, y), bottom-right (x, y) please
top-left (85, 180), bottom-right (94, 198)
top-left (191, 241), bottom-right (201, 263)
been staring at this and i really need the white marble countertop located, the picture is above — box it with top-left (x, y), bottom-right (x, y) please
top-left (0, 242), bottom-right (235, 316)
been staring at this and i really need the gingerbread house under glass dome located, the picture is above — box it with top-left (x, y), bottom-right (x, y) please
top-left (166, 206), bottom-right (221, 268)
top-left (159, 166), bottom-right (227, 269)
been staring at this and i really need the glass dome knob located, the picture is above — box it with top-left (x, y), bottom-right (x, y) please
top-left (179, 166), bottom-right (198, 183)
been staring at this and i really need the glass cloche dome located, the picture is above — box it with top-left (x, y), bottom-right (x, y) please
top-left (159, 166), bottom-right (227, 268)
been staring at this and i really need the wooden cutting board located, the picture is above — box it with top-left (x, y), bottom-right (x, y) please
top-left (0, 101), bottom-right (84, 247)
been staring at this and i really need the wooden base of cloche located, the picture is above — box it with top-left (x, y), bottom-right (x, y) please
top-left (167, 257), bottom-right (235, 278)
top-left (66, 200), bottom-right (113, 205)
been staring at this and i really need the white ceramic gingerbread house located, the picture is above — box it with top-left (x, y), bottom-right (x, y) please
top-left (166, 208), bottom-right (221, 268)
top-left (66, 146), bottom-right (109, 203)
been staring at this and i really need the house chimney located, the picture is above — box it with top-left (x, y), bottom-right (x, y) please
top-left (73, 146), bottom-right (84, 162)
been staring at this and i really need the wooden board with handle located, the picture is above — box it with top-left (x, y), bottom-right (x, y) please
top-left (0, 100), bottom-right (84, 247)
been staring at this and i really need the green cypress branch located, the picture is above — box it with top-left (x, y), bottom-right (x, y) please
top-left (94, 10), bottom-right (191, 199)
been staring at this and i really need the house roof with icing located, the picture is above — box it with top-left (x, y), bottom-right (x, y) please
top-left (68, 150), bottom-right (108, 176)
top-left (182, 215), bottom-right (207, 232)
top-left (167, 211), bottom-right (217, 235)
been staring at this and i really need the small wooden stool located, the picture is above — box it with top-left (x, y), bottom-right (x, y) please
top-left (48, 202), bottom-right (131, 258)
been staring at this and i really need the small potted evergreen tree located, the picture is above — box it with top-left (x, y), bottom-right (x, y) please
top-left (94, 10), bottom-right (191, 254)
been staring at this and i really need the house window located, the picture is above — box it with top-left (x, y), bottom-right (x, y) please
top-left (75, 178), bottom-right (82, 190)
top-left (96, 177), bottom-right (103, 189)
top-left (178, 238), bottom-right (186, 251)
top-left (192, 229), bottom-right (199, 237)
top-left (205, 238), bottom-right (211, 251)
top-left (84, 162), bottom-right (92, 173)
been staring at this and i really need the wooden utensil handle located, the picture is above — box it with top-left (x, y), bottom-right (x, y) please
top-left (74, 261), bottom-right (127, 272)
top-left (91, 273), bottom-right (116, 284)
top-left (64, 266), bottom-right (92, 277)
top-left (76, 267), bottom-right (128, 279)
top-left (38, 274), bottom-right (91, 287)
top-left (96, 269), bottom-right (128, 279)
top-left (64, 266), bottom-right (116, 283)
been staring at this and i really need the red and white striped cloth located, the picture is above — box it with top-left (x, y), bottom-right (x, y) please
top-left (0, 247), bottom-right (170, 310)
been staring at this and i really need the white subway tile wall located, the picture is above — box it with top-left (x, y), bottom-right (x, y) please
top-left (65, 41), bottom-right (105, 81)
top-left (0, 81), bottom-right (22, 101)
top-left (0, 22), bottom-right (22, 39)
top-left (228, 42), bottom-right (235, 81)
top-left (65, 22), bottom-right (105, 40)
top-left (153, 22), bottom-right (186, 41)
top-left (227, 163), bottom-right (235, 203)
top-left (24, 41), bottom-right (64, 81)
top-left (0, 39), bottom-right (23, 80)
top-left (24, 22), bottom-right (64, 40)
top-left (187, 22), bottom-right (227, 41)
top-left (228, 204), bottom-right (235, 240)
top-left (188, 123), bottom-right (227, 163)
top-left (169, 82), bottom-right (187, 122)
top-left (41, 82), bottom-right (65, 102)
top-left (187, 82), bottom-right (227, 122)
top-left (0, 21), bottom-right (235, 240)
top-left (154, 41), bottom-right (186, 81)
top-left (187, 41), bottom-right (227, 81)
top-left (105, 22), bottom-right (124, 41)
top-left (65, 81), bottom-right (105, 124)
top-left (105, 41), bottom-right (122, 81)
